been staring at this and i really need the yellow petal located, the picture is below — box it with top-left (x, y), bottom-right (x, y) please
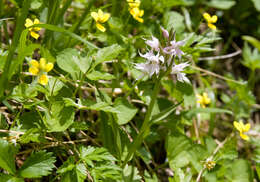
top-left (203, 13), bottom-right (211, 22)
top-left (233, 121), bottom-right (242, 133)
top-left (39, 74), bottom-right (48, 85)
top-left (30, 59), bottom-right (39, 68)
top-left (34, 18), bottom-right (40, 24)
top-left (96, 23), bottom-right (106, 32)
top-left (100, 13), bottom-right (110, 23)
top-left (29, 67), bottom-right (39, 75)
top-left (25, 18), bottom-right (33, 28)
top-left (30, 31), bottom-right (40, 39)
top-left (244, 123), bottom-right (251, 132)
top-left (208, 23), bottom-right (216, 30)
top-left (44, 63), bottom-right (54, 72)
top-left (91, 12), bottom-right (99, 22)
top-left (240, 133), bottom-right (249, 141)
top-left (39, 58), bottom-right (46, 70)
top-left (134, 16), bottom-right (143, 23)
top-left (98, 9), bottom-right (104, 17)
top-left (211, 15), bottom-right (218, 23)
top-left (139, 9), bottom-right (144, 17)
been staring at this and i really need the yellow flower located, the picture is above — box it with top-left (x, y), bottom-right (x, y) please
top-left (91, 9), bottom-right (110, 32)
top-left (39, 74), bottom-right (48, 85)
top-left (25, 18), bottom-right (41, 39)
top-left (130, 7), bottom-right (144, 23)
top-left (203, 13), bottom-right (217, 30)
top-left (233, 120), bottom-right (250, 141)
top-left (196, 92), bottom-right (211, 108)
top-left (28, 58), bottom-right (53, 85)
top-left (127, 0), bottom-right (141, 8)
top-left (39, 58), bottom-right (53, 72)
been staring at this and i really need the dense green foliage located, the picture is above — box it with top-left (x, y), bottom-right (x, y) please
top-left (0, 0), bottom-right (260, 181)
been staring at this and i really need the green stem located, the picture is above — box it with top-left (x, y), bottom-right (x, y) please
top-left (122, 77), bottom-right (161, 167)
top-left (0, 0), bottom-right (31, 99)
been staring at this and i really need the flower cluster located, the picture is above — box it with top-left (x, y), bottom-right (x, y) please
top-left (29, 58), bottom-right (54, 85)
top-left (25, 18), bottom-right (41, 39)
top-left (127, 0), bottom-right (144, 23)
top-left (233, 120), bottom-right (251, 141)
top-left (91, 9), bottom-right (110, 32)
top-left (135, 27), bottom-right (189, 82)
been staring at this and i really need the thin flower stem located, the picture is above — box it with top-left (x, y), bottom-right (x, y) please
top-left (123, 76), bottom-right (161, 167)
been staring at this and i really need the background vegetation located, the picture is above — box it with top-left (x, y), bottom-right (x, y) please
top-left (0, 0), bottom-right (260, 181)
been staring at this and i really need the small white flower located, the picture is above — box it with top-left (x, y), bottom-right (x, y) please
top-left (135, 62), bottom-right (160, 78)
top-left (171, 62), bottom-right (190, 83)
top-left (139, 51), bottom-right (164, 63)
top-left (145, 36), bottom-right (160, 51)
top-left (164, 39), bottom-right (185, 59)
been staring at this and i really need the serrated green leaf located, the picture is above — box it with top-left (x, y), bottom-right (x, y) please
top-left (43, 101), bottom-right (75, 132)
top-left (113, 98), bottom-right (138, 125)
top-left (93, 44), bottom-right (123, 68)
top-left (19, 150), bottom-right (56, 178)
top-left (0, 139), bottom-right (17, 174)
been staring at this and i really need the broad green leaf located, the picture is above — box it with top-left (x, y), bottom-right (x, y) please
top-left (86, 70), bottom-right (115, 81)
top-left (251, 0), bottom-right (260, 11)
top-left (93, 44), bottom-right (123, 68)
top-left (0, 139), bottom-right (17, 174)
top-left (19, 128), bottom-right (44, 144)
top-left (19, 150), bottom-right (56, 178)
top-left (113, 98), bottom-right (138, 125)
top-left (163, 11), bottom-right (185, 33)
top-left (227, 159), bottom-right (253, 182)
top-left (45, 77), bottom-right (65, 97)
top-left (56, 48), bottom-right (91, 78)
top-left (43, 101), bottom-right (75, 132)
top-left (206, 0), bottom-right (236, 9)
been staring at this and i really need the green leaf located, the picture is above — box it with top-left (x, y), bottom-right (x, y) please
top-left (86, 71), bottom-right (115, 81)
top-left (159, 0), bottom-right (194, 7)
top-left (63, 98), bottom-right (119, 113)
top-left (163, 11), bottom-right (185, 33)
top-left (151, 101), bottom-right (182, 124)
top-left (242, 35), bottom-right (260, 52)
top-left (0, 173), bottom-right (23, 182)
top-left (206, 0), bottom-right (236, 9)
top-left (251, 0), bottom-right (260, 11)
top-left (79, 146), bottom-right (116, 167)
top-left (122, 165), bottom-right (142, 182)
top-left (0, 139), bottom-right (17, 174)
top-left (113, 98), bottom-right (138, 125)
top-left (93, 44), bottom-right (123, 68)
top-left (227, 159), bottom-right (253, 182)
top-left (185, 108), bottom-right (233, 119)
top-left (19, 150), bottom-right (55, 178)
top-left (56, 48), bottom-right (91, 78)
top-left (43, 101), bottom-right (75, 132)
